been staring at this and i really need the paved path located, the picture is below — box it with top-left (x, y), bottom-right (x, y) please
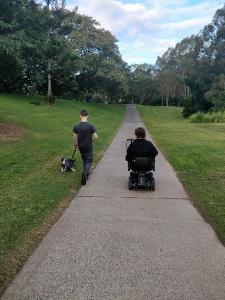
top-left (3, 105), bottom-right (225, 300)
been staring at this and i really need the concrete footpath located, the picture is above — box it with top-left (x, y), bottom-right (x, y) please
top-left (3, 105), bottom-right (225, 299)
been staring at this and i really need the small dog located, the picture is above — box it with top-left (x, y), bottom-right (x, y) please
top-left (61, 157), bottom-right (75, 173)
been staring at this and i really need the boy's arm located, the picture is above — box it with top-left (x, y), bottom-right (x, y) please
top-left (92, 132), bottom-right (98, 140)
top-left (91, 124), bottom-right (98, 140)
top-left (73, 133), bottom-right (78, 148)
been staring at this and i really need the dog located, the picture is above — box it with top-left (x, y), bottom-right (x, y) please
top-left (61, 157), bottom-right (75, 173)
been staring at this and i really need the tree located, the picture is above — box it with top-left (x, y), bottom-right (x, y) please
top-left (205, 74), bottom-right (225, 111)
top-left (42, 1), bottom-right (78, 104)
top-left (126, 64), bottom-right (157, 104)
top-left (70, 15), bottom-right (128, 101)
top-left (154, 4), bottom-right (225, 116)
top-left (0, 0), bottom-right (33, 92)
top-left (0, 1), bottom-right (128, 101)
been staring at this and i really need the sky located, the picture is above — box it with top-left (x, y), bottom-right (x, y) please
top-left (66, 0), bottom-right (225, 65)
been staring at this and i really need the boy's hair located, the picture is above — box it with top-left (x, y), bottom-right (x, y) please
top-left (135, 127), bottom-right (146, 138)
top-left (80, 109), bottom-right (88, 117)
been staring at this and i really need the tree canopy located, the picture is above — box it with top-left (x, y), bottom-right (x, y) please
top-left (153, 4), bottom-right (225, 116)
top-left (0, 0), bottom-right (128, 102)
top-left (1, 1), bottom-right (225, 112)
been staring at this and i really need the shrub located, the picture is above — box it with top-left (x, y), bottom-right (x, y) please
top-left (92, 92), bottom-right (106, 103)
top-left (190, 111), bottom-right (225, 123)
top-left (30, 100), bottom-right (40, 105)
top-left (182, 95), bottom-right (197, 118)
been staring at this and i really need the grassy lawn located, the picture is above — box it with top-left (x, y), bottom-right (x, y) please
top-left (0, 94), bottom-right (125, 293)
top-left (138, 105), bottom-right (225, 244)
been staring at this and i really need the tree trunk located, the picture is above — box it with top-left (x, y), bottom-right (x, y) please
top-left (140, 93), bottom-right (145, 105)
top-left (166, 97), bottom-right (169, 106)
top-left (46, 60), bottom-right (52, 105)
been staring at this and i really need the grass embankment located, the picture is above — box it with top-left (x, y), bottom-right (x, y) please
top-left (0, 95), bottom-right (125, 294)
top-left (138, 105), bottom-right (225, 244)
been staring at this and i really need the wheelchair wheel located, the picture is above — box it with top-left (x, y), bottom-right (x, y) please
top-left (150, 178), bottom-right (155, 191)
top-left (128, 177), bottom-right (133, 190)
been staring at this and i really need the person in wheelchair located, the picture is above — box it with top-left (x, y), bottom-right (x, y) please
top-left (126, 127), bottom-right (158, 190)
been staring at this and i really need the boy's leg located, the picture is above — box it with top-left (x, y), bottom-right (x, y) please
top-left (80, 152), bottom-right (93, 184)
top-left (84, 151), bottom-right (93, 177)
top-left (81, 156), bottom-right (86, 173)
top-left (80, 153), bottom-right (87, 185)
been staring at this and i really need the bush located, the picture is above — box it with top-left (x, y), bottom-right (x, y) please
top-left (190, 111), bottom-right (225, 123)
top-left (212, 99), bottom-right (225, 112)
top-left (92, 92), bottom-right (106, 103)
top-left (30, 100), bottom-right (40, 105)
top-left (182, 95), bottom-right (197, 118)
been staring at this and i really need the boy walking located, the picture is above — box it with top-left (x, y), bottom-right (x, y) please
top-left (73, 109), bottom-right (98, 185)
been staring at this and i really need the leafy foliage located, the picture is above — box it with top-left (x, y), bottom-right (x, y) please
top-left (190, 111), bottom-right (225, 123)
top-left (0, 1), bottom-right (128, 102)
top-left (3, 2), bottom-right (225, 108)
top-left (154, 4), bottom-right (225, 115)
top-left (125, 64), bottom-right (159, 105)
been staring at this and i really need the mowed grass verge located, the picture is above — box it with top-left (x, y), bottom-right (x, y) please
top-left (138, 105), bottom-right (225, 244)
top-left (0, 95), bottom-right (125, 294)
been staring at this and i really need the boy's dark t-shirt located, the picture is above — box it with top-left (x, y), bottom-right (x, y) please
top-left (73, 122), bottom-right (96, 153)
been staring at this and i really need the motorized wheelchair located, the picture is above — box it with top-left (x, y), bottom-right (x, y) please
top-left (126, 139), bottom-right (155, 191)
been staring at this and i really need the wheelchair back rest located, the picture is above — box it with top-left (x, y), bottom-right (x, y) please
top-left (133, 157), bottom-right (155, 171)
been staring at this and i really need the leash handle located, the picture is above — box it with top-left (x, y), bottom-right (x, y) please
top-left (71, 148), bottom-right (77, 160)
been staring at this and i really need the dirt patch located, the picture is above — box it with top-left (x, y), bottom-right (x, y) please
top-left (0, 122), bottom-right (24, 141)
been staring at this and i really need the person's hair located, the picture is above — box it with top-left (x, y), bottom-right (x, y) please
top-left (135, 127), bottom-right (146, 138)
top-left (80, 109), bottom-right (88, 117)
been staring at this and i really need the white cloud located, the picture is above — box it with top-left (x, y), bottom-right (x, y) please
top-left (120, 36), bottom-right (177, 64)
top-left (67, 0), bottom-right (224, 64)
top-left (114, 1), bottom-right (146, 13)
top-left (161, 17), bottom-right (212, 31)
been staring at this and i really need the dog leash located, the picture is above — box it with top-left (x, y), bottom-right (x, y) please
top-left (71, 148), bottom-right (77, 160)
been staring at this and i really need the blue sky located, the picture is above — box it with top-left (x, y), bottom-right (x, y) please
top-left (67, 0), bottom-right (225, 65)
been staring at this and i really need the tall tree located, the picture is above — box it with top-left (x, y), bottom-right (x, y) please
top-left (127, 64), bottom-right (156, 104)
top-left (0, 0), bottom-right (31, 92)
top-left (70, 15), bottom-right (128, 101)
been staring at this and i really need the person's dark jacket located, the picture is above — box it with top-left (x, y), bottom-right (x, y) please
top-left (126, 138), bottom-right (158, 162)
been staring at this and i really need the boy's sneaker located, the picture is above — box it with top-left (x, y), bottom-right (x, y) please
top-left (81, 172), bottom-right (87, 185)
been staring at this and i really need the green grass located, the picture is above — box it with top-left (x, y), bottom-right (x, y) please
top-left (0, 94), bottom-right (125, 293)
top-left (138, 105), bottom-right (225, 244)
